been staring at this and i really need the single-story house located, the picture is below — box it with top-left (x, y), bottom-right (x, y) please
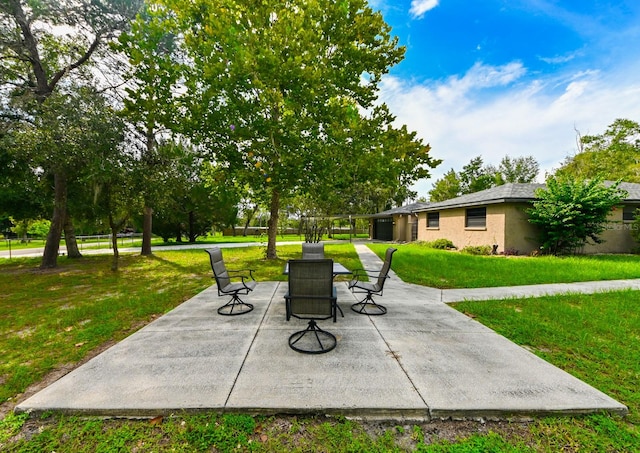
top-left (373, 182), bottom-right (640, 254)
top-left (369, 202), bottom-right (430, 242)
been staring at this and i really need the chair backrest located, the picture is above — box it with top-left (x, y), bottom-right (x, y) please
top-left (302, 242), bottom-right (325, 259)
top-left (205, 248), bottom-right (230, 289)
top-left (376, 247), bottom-right (397, 289)
top-left (287, 259), bottom-right (334, 317)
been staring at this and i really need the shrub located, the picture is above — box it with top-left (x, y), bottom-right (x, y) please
top-left (630, 208), bottom-right (640, 245)
top-left (461, 245), bottom-right (492, 255)
top-left (527, 176), bottom-right (627, 255)
top-left (429, 238), bottom-right (456, 250)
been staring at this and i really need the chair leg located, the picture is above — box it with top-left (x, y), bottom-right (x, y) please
top-left (289, 320), bottom-right (337, 354)
top-left (351, 293), bottom-right (387, 316)
top-left (217, 294), bottom-right (254, 316)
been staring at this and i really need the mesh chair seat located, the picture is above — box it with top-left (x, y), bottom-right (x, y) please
top-left (205, 248), bottom-right (256, 316)
top-left (285, 259), bottom-right (337, 354)
top-left (348, 247), bottom-right (397, 315)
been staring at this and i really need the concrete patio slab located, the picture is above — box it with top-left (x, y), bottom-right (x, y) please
top-left (15, 244), bottom-right (630, 421)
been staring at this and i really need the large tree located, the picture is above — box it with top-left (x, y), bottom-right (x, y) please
top-left (13, 85), bottom-right (126, 258)
top-left (496, 155), bottom-right (539, 184)
top-left (0, 0), bottom-right (141, 267)
top-left (127, 0), bottom-right (428, 259)
top-left (307, 104), bottom-right (438, 215)
top-left (557, 119), bottom-right (640, 182)
top-left (429, 169), bottom-right (461, 202)
top-left (115, 5), bottom-right (185, 255)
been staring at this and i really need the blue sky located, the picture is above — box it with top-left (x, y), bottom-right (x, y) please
top-left (369, 0), bottom-right (640, 199)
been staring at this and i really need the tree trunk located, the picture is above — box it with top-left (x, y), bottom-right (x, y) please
top-left (242, 207), bottom-right (256, 237)
top-left (63, 213), bottom-right (82, 258)
top-left (141, 205), bottom-right (153, 256)
top-left (41, 172), bottom-right (67, 268)
top-left (109, 216), bottom-right (120, 272)
top-left (189, 211), bottom-right (196, 242)
top-left (266, 190), bottom-right (280, 259)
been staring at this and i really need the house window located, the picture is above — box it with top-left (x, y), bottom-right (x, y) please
top-left (465, 207), bottom-right (486, 228)
top-left (427, 212), bottom-right (439, 228)
top-left (623, 206), bottom-right (639, 222)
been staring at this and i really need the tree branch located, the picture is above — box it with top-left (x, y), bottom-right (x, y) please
top-left (48, 34), bottom-right (103, 92)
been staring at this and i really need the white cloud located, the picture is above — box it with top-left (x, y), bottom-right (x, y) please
top-left (379, 61), bottom-right (640, 199)
top-left (539, 52), bottom-right (579, 65)
top-left (409, 0), bottom-right (439, 19)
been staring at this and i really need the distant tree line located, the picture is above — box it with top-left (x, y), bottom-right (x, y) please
top-left (429, 155), bottom-right (540, 202)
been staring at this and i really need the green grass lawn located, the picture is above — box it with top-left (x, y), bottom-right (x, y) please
top-left (0, 233), bottom-right (369, 252)
top-left (368, 242), bottom-right (640, 288)
top-left (1, 243), bottom-right (639, 451)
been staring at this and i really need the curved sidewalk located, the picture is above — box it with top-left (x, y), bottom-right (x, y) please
top-left (15, 243), bottom-right (632, 420)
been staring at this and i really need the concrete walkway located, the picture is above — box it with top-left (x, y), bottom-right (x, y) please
top-left (15, 243), bottom-right (632, 420)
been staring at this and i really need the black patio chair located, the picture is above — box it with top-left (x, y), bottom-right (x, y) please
top-left (285, 259), bottom-right (338, 354)
top-left (348, 247), bottom-right (397, 315)
top-left (205, 247), bottom-right (257, 316)
top-left (302, 242), bottom-right (324, 259)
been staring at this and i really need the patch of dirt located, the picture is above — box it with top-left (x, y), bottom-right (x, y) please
top-left (7, 413), bottom-right (534, 450)
top-left (357, 417), bottom-right (533, 448)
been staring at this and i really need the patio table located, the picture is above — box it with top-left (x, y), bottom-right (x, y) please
top-left (283, 262), bottom-right (351, 276)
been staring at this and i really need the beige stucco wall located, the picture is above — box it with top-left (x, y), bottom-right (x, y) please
top-left (393, 214), bottom-right (416, 242)
top-left (418, 204), bottom-right (511, 251)
top-left (502, 204), bottom-right (542, 254)
top-left (579, 209), bottom-right (636, 253)
top-left (416, 203), bottom-right (638, 254)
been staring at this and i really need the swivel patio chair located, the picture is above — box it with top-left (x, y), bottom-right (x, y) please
top-left (348, 247), bottom-right (397, 316)
top-left (302, 242), bottom-right (325, 259)
top-left (205, 247), bottom-right (257, 316)
top-left (285, 259), bottom-right (338, 354)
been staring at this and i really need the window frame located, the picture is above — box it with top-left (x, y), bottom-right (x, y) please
top-left (623, 205), bottom-right (639, 222)
top-left (465, 207), bottom-right (487, 229)
top-left (426, 212), bottom-right (440, 229)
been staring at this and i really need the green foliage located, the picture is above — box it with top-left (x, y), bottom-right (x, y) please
top-left (460, 245), bottom-right (492, 255)
top-left (557, 118), bottom-right (640, 182)
top-left (0, 412), bottom-right (28, 444)
top-left (121, 0), bottom-right (438, 258)
top-left (427, 238), bottom-right (456, 250)
top-left (26, 219), bottom-right (51, 238)
top-left (497, 155), bottom-right (539, 184)
top-left (429, 169), bottom-right (461, 202)
top-left (429, 155), bottom-right (539, 202)
top-left (630, 208), bottom-right (640, 245)
top-left (459, 156), bottom-right (497, 194)
top-left (527, 176), bottom-right (627, 255)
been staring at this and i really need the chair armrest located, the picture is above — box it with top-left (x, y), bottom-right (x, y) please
top-left (227, 269), bottom-right (256, 281)
top-left (350, 268), bottom-right (382, 280)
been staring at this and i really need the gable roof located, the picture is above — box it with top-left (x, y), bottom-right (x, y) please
top-left (414, 181), bottom-right (640, 212)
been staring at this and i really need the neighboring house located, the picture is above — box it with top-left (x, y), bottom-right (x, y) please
top-left (372, 182), bottom-right (640, 254)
